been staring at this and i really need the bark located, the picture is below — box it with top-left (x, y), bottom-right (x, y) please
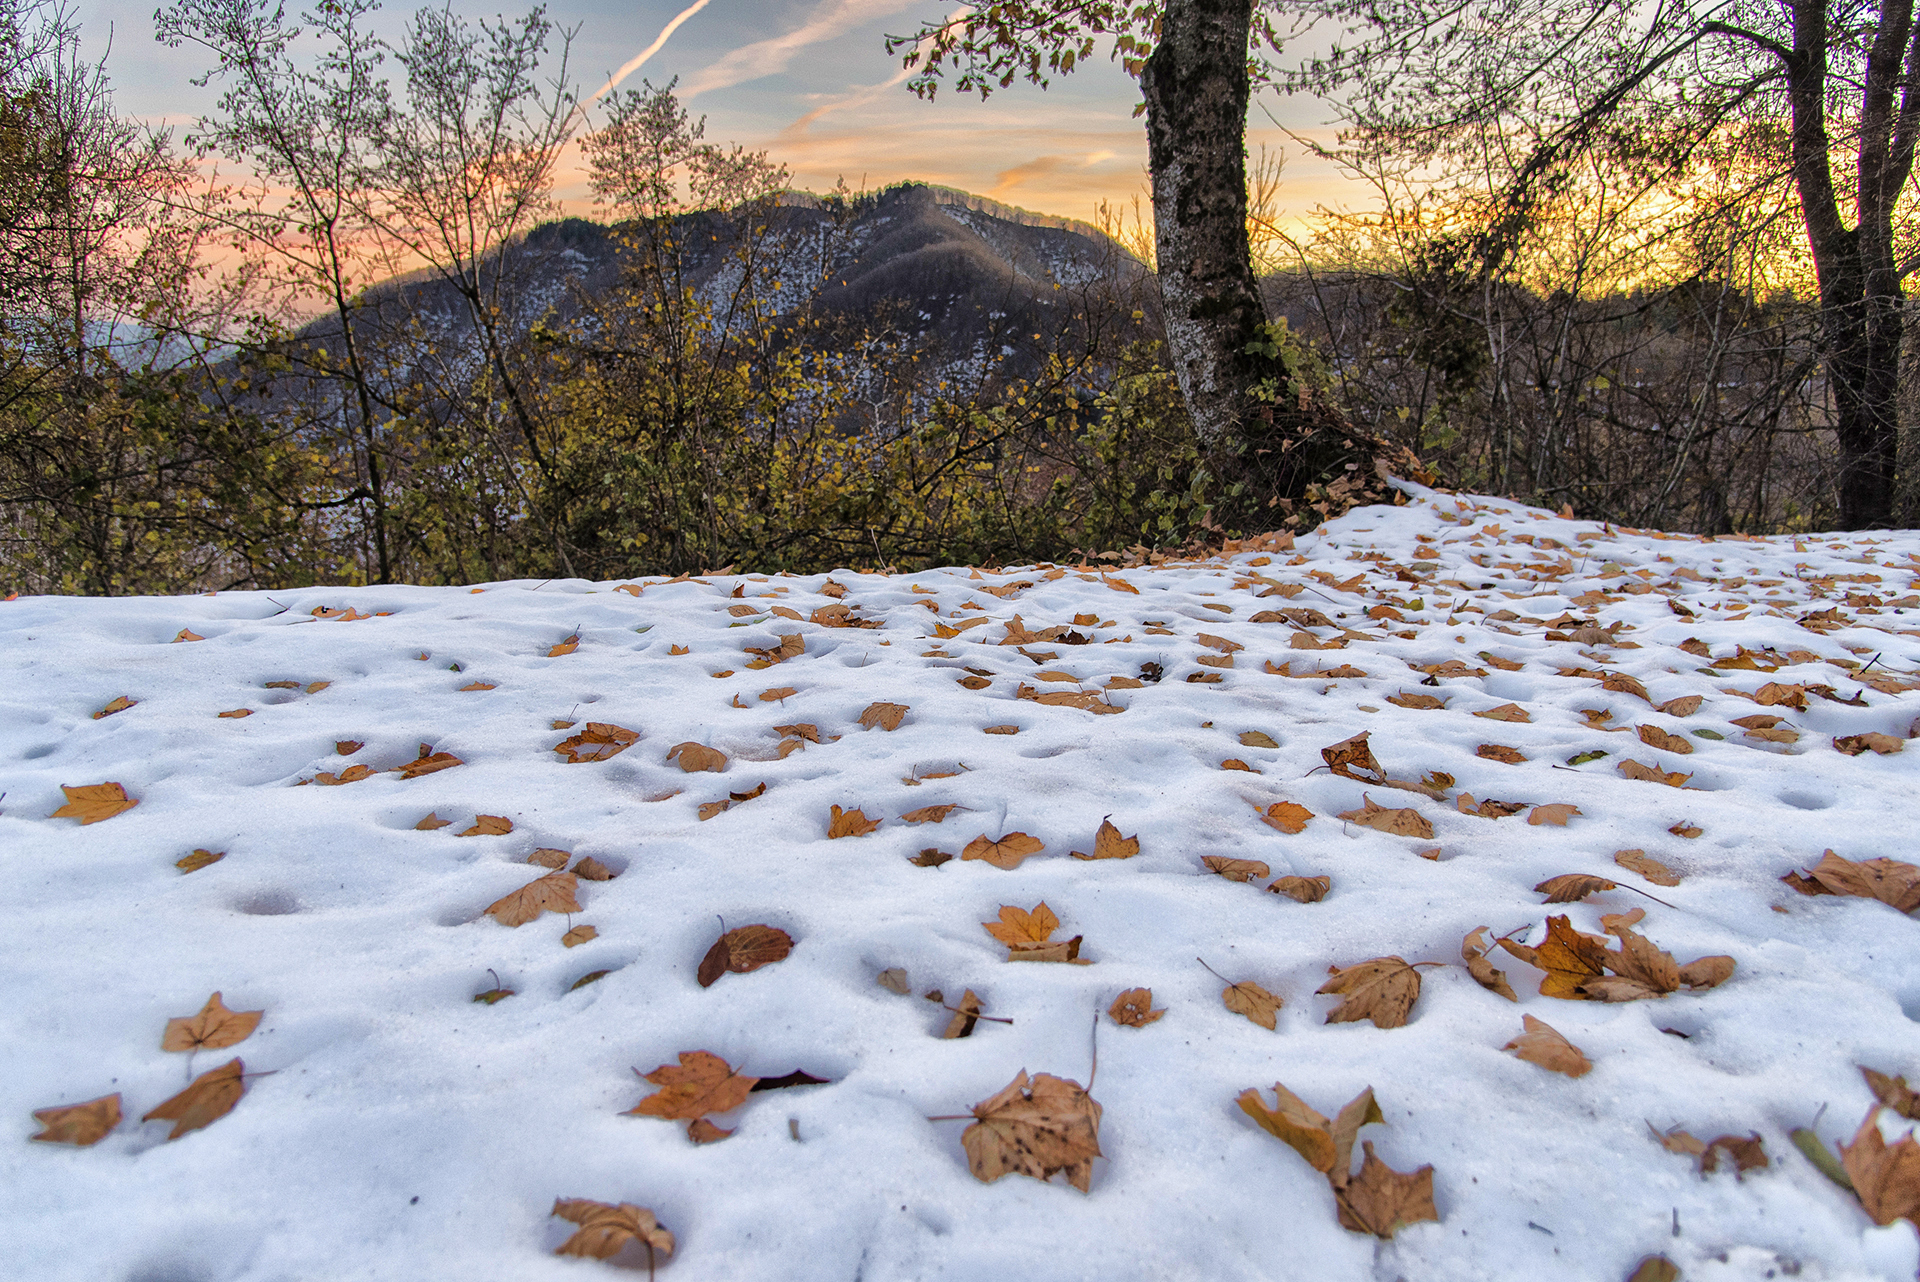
top-left (1140, 0), bottom-right (1284, 441)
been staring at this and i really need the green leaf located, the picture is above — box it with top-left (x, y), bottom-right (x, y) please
top-left (1791, 1127), bottom-right (1853, 1190)
top-left (1567, 749), bottom-right (1610, 765)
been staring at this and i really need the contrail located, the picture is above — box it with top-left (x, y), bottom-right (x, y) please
top-left (592, 0), bottom-right (711, 101)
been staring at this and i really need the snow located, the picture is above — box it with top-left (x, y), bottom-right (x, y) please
top-left (6, 481), bottom-right (1920, 1282)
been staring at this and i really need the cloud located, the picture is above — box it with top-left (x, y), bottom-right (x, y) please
top-left (593, 0), bottom-right (712, 101)
top-left (991, 154), bottom-right (1070, 198)
top-left (774, 4), bottom-right (968, 138)
top-left (681, 0), bottom-right (916, 99)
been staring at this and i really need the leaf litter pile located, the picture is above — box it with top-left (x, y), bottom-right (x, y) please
top-left (7, 482), bottom-right (1920, 1281)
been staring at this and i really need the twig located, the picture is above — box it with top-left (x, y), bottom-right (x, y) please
top-left (941, 1002), bottom-right (1012, 1025)
top-left (1087, 1008), bottom-right (1099, 1090)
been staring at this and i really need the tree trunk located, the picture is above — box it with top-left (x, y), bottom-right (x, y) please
top-left (1140, 0), bottom-right (1282, 442)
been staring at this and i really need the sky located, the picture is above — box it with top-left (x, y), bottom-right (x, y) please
top-left (75, 0), bottom-right (1359, 233)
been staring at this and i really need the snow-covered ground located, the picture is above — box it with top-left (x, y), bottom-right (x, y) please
top-left (7, 481), bottom-right (1920, 1282)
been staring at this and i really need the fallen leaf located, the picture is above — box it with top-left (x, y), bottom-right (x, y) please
top-left (941, 988), bottom-right (984, 1039)
top-left (1337, 795), bottom-right (1434, 839)
top-left (744, 632), bottom-right (805, 667)
top-left (458, 681), bottom-right (496, 692)
top-left (217, 708), bottom-right (252, 718)
top-left (558, 925), bottom-right (597, 948)
top-left (878, 967), bottom-right (911, 995)
top-left (176, 849), bottom-right (224, 873)
top-left (1627, 1256), bottom-right (1682, 1282)
top-left (30, 1093), bottom-right (122, 1146)
top-left (828, 804), bottom-right (882, 838)
top-left (1535, 874), bottom-right (1619, 903)
top-left (1321, 732), bottom-right (1387, 783)
top-left (553, 723), bottom-right (638, 764)
top-left (900, 804), bottom-right (962, 825)
top-left (142, 1058), bottom-right (245, 1139)
top-left (1221, 977), bottom-right (1284, 1029)
top-left (1202, 856), bottom-right (1270, 882)
top-left (1614, 849), bottom-right (1682, 886)
top-left (1387, 691), bottom-right (1448, 710)
top-left (1618, 758), bottom-right (1691, 787)
top-left (1503, 1014), bottom-right (1592, 1076)
top-left (1456, 793), bottom-right (1526, 819)
top-left (911, 848), bottom-right (954, 867)
top-left (93, 695), bottom-right (136, 719)
top-left (1319, 957), bottom-right (1424, 1029)
top-left (984, 902), bottom-right (1060, 947)
top-left (1461, 927), bottom-right (1517, 1001)
top-left (460, 814), bottom-right (512, 837)
top-left (666, 741), bottom-right (727, 773)
top-left (50, 782), bottom-right (138, 824)
top-left (1865, 1068), bottom-right (1920, 1120)
top-left (1335, 1143), bottom-right (1439, 1238)
top-left (1070, 818), bottom-right (1138, 861)
top-left (568, 970), bottom-right (610, 991)
top-left (1476, 743), bottom-right (1527, 764)
top-left (1238, 1082), bottom-right (1375, 1178)
top-left (858, 701), bottom-right (910, 731)
top-left (415, 812), bottom-right (452, 831)
top-left (547, 635), bottom-right (580, 658)
top-left (1501, 916), bottom-right (1609, 999)
top-left (1637, 724), bottom-right (1695, 755)
top-left (1268, 875), bottom-right (1331, 903)
top-left (1109, 988), bottom-right (1165, 1027)
top-left (314, 764), bottom-right (373, 786)
top-left (174, 629), bottom-right (204, 642)
top-left (1677, 955), bottom-right (1736, 989)
top-left (485, 872), bottom-right (581, 926)
top-left (961, 1070), bottom-right (1104, 1192)
top-left (1221, 757), bottom-right (1259, 772)
top-left (1841, 1108), bottom-right (1920, 1225)
top-left (696, 924), bottom-right (793, 987)
top-left (964, 831), bottom-right (1046, 869)
top-left (1258, 800), bottom-right (1314, 834)
top-left (1601, 671), bottom-right (1653, 703)
top-left (1836, 732), bottom-right (1904, 756)
top-left (626, 1050), bottom-right (758, 1120)
top-left (984, 724), bottom-right (1020, 734)
top-left (1657, 695), bottom-right (1704, 716)
top-left (1698, 1133), bottom-right (1769, 1176)
top-left (1782, 850), bottom-right (1920, 912)
top-left (1753, 681), bottom-right (1810, 709)
top-left (1527, 803), bottom-right (1583, 826)
top-left (1669, 821), bottom-right (1703, 839)
top-left (550, 1199), bottom-right (675, 1262)
top-left (1474, 702), bottom-right (1531, 722)
top-left (162, 992), bottom-right (263, 1052)
top-left (1240, 731), bottom-right (1278, 748)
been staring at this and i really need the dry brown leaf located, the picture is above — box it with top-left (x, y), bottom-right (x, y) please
top-left (174, 629), bottom-right (204, 642)
top-left (1461, 927), bottom-right (1517, 1001)
top-left (334, 739), bottom-right (364, 756)
top-left (625, 1050), bottom-right (758, 1119)
top-left (1637, 724), bottom-right (1695, 755)
top-left (758, 686), bottom-right (796, 702)
top-left (1069, 818), bottom-right (1138, 861)
top-left (547, 635), bottom-right (580, 658)
top-left (1221, 979), bottom-right (1284, 1029)
top-left (50, 782), bottom-right (138, 824)
top-left (1456, 793), bottom-right (1526, 819)
top-left (901, 804), bottom-right (963, 825)
top-left (1474, 702), bottom-right (1532, 723)
top-left (1699, 1133), bottom-right (1769, 1176)
top-left (1319, 957), bottom-right (1425, 1029)
top-left (961, 1070), bottom-right (1104, 1192)
top-left (1527, 803), bottom-right (1583, 826)
top-left (859, 701), bottom-right (910, 731)
top-left (744, 632), bottom-right (805, 667)
top-left (983, 902), bottom-right (1059, 947)
top-left (551, 723), bottom-right (638, 765)
top-left (940, 988), bottom-right (984, 1039)
top-left (1387, 691), bottom-right (1448, 710)
top-left (314, 764), bottom-right (373, 786)
top-left (1618, 758), bottom-right (1692, 787)
top-left (696, 924), bottom-right (794, 987)
top-left (1109, 987), bottom-right (1165, 1027)
top-left (31, 1092), bottom-right (123, 1145)
top-left (1477, 743), bottom-right (1528, 764)
top-left (963, 831), bottom-right (1046, 869)
top-left (1500, 916), bottom-right (1609, 999)
top-left (550, 1199), bottom-right (674, 1262)
top-left (1601, 906), bottom-right (1647, 933)
top-left (571, 856), bottom-right (616, 881)
top-left (828, 804), bottom-right (882, 838)
top-left (1601, 671), bottom-right (1653, 703)
top-left (485, 872), bottom-right (581, 927)
top-left (93, 695), bottom-right (136, 719)
top-left (415, 812), bottom-right (452, 831)
top-left (1865, 1068), bottom-right (1920, 1120)
top-left (217, 708), bottom-right (252, 718)
top-left (1335, 1143), bottom-right (1440, 1238)
top-left (1657, 695), bottom-right (1704, 716)
top-left (458, 681), bottom-right (497, 692)
top-left (1239, 731), bottom-right (1278, 748)
top-left (1321, 732), bottom-right (1387, 783)
top-left (666, 742), bottom-right (728, 773)
top-left (1836, 732), bottom-right (1905, 756)
top-left (1221, 757), bottom-right (1259, 772)
top-left (1753, 681), bottom-right (1810, 709)
top-left (1202, 855), bottom-right (1270, 882)
top-left (910, 848), bottom-right (954, 867)
top-left (562, 924), bottom-right (598, 948)
top-left (526, 848), bottom-right (570, 870)
top-left (176, 849), bottom-right (224, 873)
top-left (1615, 849), bottom-right (1682, 886)
top-left (1627, 1257), bottom-right (1682, 1282)
top-left (1678, 955), bottom-right (1736, 989)
top-left (1268, 875), bottom-right (1331, 903)
top-left (984, 723), bottom-right (1020, 734)
top-left (877, 966), bottom-right (911, 995)
top-left (1841, 1108), bottom-right (1920, 1226)
top-left (1782, 850), bottom-right (1920, 912)
top-left (1239, 1082), bottom-right (1365, 1177)
top-left (1257, 800), bottom-right (1314, 834)
top-left (460, 814), bottom-right (512, 837)
top-left (1503, 1014), bottom-right (1592, 1077)
top-left (142, 1058), bottom-right (245, 1139)
top-left (1535, 873), bottom-right (1619, 903)
top-left (1670, 820), bottom-right (1703, 838)
top-left (162, 992), bottom-right (263, 1052)
top-left (1337, 795), bottom-right (1434, 839)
